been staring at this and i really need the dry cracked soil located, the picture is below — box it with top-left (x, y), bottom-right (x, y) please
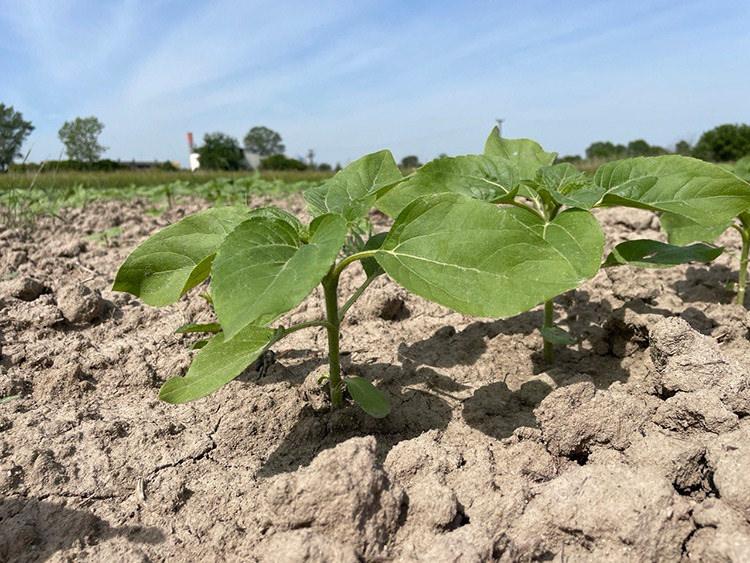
top-left (2, 195), bottom-right (750, 562)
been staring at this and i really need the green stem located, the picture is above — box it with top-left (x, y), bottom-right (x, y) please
top-left (738, 226), bottom-right (750, 307)
top-left (339, 275), bottom-right (376, 319)
top-left (543, 299), bottom-right (554, 363)
top-left (322, 271), bottom-right (344, 408)
top-left (332, 250), bottom-right (378, 279)
top-left (277, 319), bottom-right (331, 338)
top-left (507, 199), bottom-right (545, 220)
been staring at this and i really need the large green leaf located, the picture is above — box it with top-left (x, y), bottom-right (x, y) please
top-left (113, 207), bottom-right (250, 306)
top-left (595, 156), bottom-right (750, 227)
top-left (212, 213), bottom-right (347, 340)
top-left (375, 193), bottom-right (604, 318)
top-left (304, 150), bottom-right (402, 221)
top-left (247, 207), bottom-right (306, 239)
top-left (376, 154), bottom-right (520, 218)
top-left (345, 376), bottom-right (390, 418)
top-left (483, 127), bottom-right (557, 179)
top-left (159, 325), bottom-right (274, 404)
top-left (659, 212), bottom-right (731, 245)
top-left (602, 239), bottom-right (723, 269)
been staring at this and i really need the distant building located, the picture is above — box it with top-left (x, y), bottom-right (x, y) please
top-left (243, 149), bottom-right (261, 170)
top-left (189, 153), bottom-right (200, 172)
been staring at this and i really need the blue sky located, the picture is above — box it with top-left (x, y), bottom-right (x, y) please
top-left (1, 0), bottom-right (748, 166)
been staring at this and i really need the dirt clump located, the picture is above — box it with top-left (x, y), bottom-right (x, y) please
top-left (56, 283), bottom-right (107, 324)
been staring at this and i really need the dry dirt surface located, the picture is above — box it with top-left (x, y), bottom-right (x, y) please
top-left (2, 196), bottom-right (750, 562)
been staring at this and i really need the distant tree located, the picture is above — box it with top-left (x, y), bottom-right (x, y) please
top-left (0, 103), bottom-right (34, 172)
top-left (58, 116), bottom-right (107, 162)
top-left (260, 154), bottom-right (307, 171)
top-left (243, 126), bottom-right (285, 156)
top-left (400, 155), bottom-right (421, 169)
top-left (317, 162), bottom-right (332, 172)
top-left (675, 140), bottom-right (692, 156)
top-left (196, 132), bottom-right (245, 170)
top-left (585, 141), bottom-right (627, 160)
top-left (693, 124), bottom-right (750, 162)
top-left (557, 155), bottom-right (582, 164)
top-left (626, 139), bottom-right (651, 157)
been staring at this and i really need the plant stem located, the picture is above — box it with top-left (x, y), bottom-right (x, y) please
top-left (322, 271), bottom-right (344, 408)
top-left (339, 275), bottom-right (375, 319)
top-left (738, 226), bottom-right (750, 307)
top-left (332, 250), bottom-right (378, 279)
top-left (543, 299), bottom-right (554, 363)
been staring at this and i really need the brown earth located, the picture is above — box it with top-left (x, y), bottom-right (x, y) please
top-left (1, 196), bottom-right (750, 562)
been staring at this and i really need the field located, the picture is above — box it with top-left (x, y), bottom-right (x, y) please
top-left (2, 183), bottom-right (750, 560)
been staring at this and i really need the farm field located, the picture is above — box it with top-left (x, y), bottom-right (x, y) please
top-left (2, 189), bottom-right (750, 560)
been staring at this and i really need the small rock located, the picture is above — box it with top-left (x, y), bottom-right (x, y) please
top-left (535, 381), bottom-right (656, 457)
top-left (652, 390), bottom-right (739, 434)
top-left (55, 240), bottom-right (87, 258)
top-left (406, 476), bottom-right (462, 530)
top-left (264, 437), bottom-right (404, 559)
top-left (649, 317), bottom-right (750, 415)
top-left (0, 276), bottom-right (47, 301)
top-left (624, 431), bottom-right (706, 491)
top-left (56, 284), bottom-right (105, 324)
top-left (300, 367), bottom-right (331, 412)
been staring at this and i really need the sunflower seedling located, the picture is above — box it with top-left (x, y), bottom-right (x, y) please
top-left (377, 130), bottom-right (746, 360)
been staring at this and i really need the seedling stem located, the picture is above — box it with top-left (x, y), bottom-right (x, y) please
top-left (737, 216), bottom-right (750, 306)
top-left (543, 299), bottom-right (555, 363)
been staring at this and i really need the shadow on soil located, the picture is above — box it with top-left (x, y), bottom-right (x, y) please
top-left (254, 292), bottom-right (721, 476)
top-left (673, 265), bottom-right (738, 305)
top-left (0, 496), bottom-right (164, 561)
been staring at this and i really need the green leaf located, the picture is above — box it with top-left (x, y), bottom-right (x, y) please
top-left (159, 325), bottom-right (275, 404)
top-left (524, 163), bottom-right (605, 210)
top-left (361, 232), bottom-right (389, 278)
top-left (595, 156), bottom-right (750, 227)
top-left (540, 326), bottom-right (577, 346)
top-left (375, 193), bottom-right (604, 318)
top-left (603, 239), bottom-right (723, 269)
top-left (113, 207), bottom-right (250, 306)
top-left (190, 339), bottom-right (209, 350)
top-left (212, 213), bottom-right (347, 340)
top-left (247, 207), bottom-right (306, 239)
top-left (175, 322), bottom-right (221, 334)
top-left (304, 150), bottom-right (402, 221)
top-left (483, 127), bottom-right (557, 179)
top-left (659, 213), bottom-right (731, 245)
top-left (344, 376), bottom-right (390, 418)
top-left (376, 154), bottom-right (520, 218)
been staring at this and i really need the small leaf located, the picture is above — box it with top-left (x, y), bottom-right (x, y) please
top-left (375, 193), bottom-right (604, 318)
top-left (524, 163), bottom-right (605, 210)
top-left (603, 239), bottom-right (723, 269)
top-left (540, 326), bottom-right (577, 346)
top-left (483, 127), bottom-right (557, 179)
top-left (175, 322), bottom-right (221, 334)
top-left (595, 156), bottom-right (750, 227)
top-left (361, 232), bottom-right (389, 278)
top-left (304, 150), bottom-right (402, 221)
top-left (159, 325), bottom-right (275, 403)
top-left (345, 376), bottom-right (390, 418)
top-left (212, 212), bottom-right (347, 340)
top-left (377, 155), bottom-right (520, 218)
top-left (190, 339), bottom-right (209, 350)
top-left (113, 207), bottom-right (250, 306)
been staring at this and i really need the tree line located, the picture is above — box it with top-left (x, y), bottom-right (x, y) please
top-left (2, 101), bottom-right (750, 172)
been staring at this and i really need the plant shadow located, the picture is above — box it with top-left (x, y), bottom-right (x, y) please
top-left (672, 264), bottom-right (738, 305)
top-left (256, 360), bottom-right (461, 478)
top-left (0, 496), bottom-right (164, 561)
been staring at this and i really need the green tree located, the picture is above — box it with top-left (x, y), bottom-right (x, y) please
top-left (693, 124), bottom-right (750, 162)
top-left (400, 155), bottom-right (421, 169)
top-left (585, 141), bottom-right (627, 160)
top-left (675, 140), bottom-right (692, 155)
top-left (260, 154), bottom-right (307, 170)
top-left (0, 104), bottom-right (34, 172)
top-left (197, 132), bottom-right (245, 170)
top-left (243, 126), bottom-right (284, 156)
top-left (58, 116), bottom-right (107, 162)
